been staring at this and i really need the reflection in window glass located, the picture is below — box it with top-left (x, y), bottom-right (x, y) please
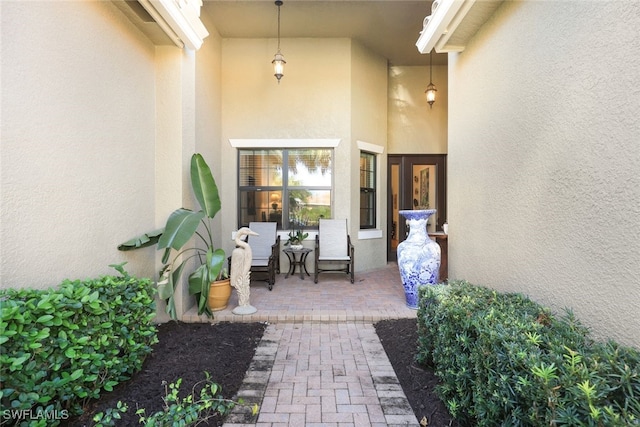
top-left (238, 149), bottom-right (332, 229)
top-left (238, 150), bottom-right (283, 186)
top-left (360, 152), bottom-right (376, 229)
top-left (287, 149), bottom-right (332, 186)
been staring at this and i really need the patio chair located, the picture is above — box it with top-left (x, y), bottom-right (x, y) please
top-left (229, 222), bottom-right (280, 290)
top-left (314, 219), bottom-right (355, 283)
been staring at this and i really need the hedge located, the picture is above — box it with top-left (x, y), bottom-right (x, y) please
top-left (0, 266), bottom-right (158, 426)
top-left (417, 281), bottom-right (640, 426)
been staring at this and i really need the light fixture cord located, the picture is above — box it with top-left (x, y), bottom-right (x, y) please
top-left (429, 50), bottom-right (433, 82)
top-left (277, 3), bottom-right (281, 51)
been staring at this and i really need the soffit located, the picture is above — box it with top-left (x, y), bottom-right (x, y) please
top-left (112, 0), bottom-right (176, 46)
top-left (202, 0), bottom-right (448, 66)
top-left (416, 0), bottom-right (503, 53)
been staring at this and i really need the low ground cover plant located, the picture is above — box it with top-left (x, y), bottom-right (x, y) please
top-left (417, 281), bottom-right (640, 426)
top-left (92, 372), bottom-right (258, 427)
top-left (0, 264), bottom-right (157, 426)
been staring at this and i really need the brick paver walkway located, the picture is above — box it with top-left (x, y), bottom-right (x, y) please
top-left (224, 322), bottom-right (418, 426)
top-left (185, 263), bottom-right (420, 426)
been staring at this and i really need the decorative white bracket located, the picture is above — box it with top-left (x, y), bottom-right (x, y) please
top-left (138, 0), bottom-right (209, 50)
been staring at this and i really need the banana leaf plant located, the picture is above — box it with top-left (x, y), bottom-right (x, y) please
top-left (156, 153), bottom-right (227, 319)
top-left (118, 154), bottom-right (226, 319)
top-left (117, 229), bottom-right (164, 251)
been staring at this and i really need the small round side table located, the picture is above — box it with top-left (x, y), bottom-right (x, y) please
top-left (283, 247), bottom-right (312, 280)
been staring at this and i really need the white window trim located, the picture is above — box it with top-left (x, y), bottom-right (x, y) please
top-left (357, 140), bottom-right (384, 154)
top-left (357, 140), bottom-right (384, 238)
top-left (358, 229), bottom-right (383, 240)
top-left (229, 139), bottom-right (341, 148)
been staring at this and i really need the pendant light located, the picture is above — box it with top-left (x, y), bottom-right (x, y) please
top-left (425, 50), bottom-right (437, 108)
top-left (272, 0), bottom-right (286, 83)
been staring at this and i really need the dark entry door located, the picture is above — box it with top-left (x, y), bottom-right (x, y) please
top-left (387, 154), bottom-right (447, 261)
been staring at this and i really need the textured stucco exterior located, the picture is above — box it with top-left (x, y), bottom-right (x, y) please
top-left (219, 38), bottom-right (389, 272)
top-left (388, 65), bottom-right (448, 154)
top-left (0, 1), bottom-right (223, 321)
top-left (3, 0), bottom-right (636, 345)
top-left (0, 1), bottom-right (390, 314)
top-left (1, 1), bottom-right (157, 286)
top-left (448, 0), bottom-right (640, 347)
top-left (350, 41), bottom-right (389, 272)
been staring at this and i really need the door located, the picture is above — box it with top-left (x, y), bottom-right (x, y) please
top-left (387, 155), bottom-right (446, 261)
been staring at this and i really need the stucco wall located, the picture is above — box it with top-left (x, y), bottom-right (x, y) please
top-left (350, 42), bottom-right (389, 272)
top-left (150, 13), bottom-right (223, 321)
top-left (0, 1), bottom-right (157, 287)
top-left (219, 38), bottom-right (351, 258)
top-left (219, 38), bottom-right (388, 273)
top-left (448, 1), bottom-right (640, 347)
top-left (388, 65), bottom-right (448, 154)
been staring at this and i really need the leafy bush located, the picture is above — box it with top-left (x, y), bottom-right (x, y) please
top-left (0, 265), bottom-right (158, 425)
top-left (417, 281), bottom-right (640, 426)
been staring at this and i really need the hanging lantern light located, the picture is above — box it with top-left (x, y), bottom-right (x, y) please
top-left (425, 50), bottom-right (437, 108)
top-left (272, 0), bottom-right (286, 83)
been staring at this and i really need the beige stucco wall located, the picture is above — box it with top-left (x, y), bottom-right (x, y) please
top-left (219, 37), bottom-right (351, 262)
top-left (219, 37), bottom-right (389, 272)
top-left (388, 65), bottom-right (448, 154)
top-left (0, 1), bottom-right (157, 287)
top-left (448, 1), bottom-right (640, 347)
top-left (350, 42), bottom-right (389, 272)
top-left (151, 14), bottom-right (223, 321)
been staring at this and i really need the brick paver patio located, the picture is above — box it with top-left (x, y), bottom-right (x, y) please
top-left (185, 263), bottom-right (420, 426)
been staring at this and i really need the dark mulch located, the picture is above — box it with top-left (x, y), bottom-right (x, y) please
top-left (375, 318), bottom-right (458, 426)
top-left (67, 319), bottom-right (456, 426)
top-left (66, 322), bottom-right (267, 427)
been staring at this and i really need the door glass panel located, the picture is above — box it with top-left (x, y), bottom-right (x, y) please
top-left (411, 164), bottom-right (437, 234)
top-left (390, 163), bottom-right (400, 252)
top-left (387, 155), bottom-right (446, 262)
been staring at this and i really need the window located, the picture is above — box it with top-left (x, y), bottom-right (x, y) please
top-left (238, 149), bottom-right (332, 229)
top-left (360, 151), bottom-right (376, 229)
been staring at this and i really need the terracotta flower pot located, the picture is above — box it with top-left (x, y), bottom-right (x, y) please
top-left (207, 278), bottom-right (232, 311)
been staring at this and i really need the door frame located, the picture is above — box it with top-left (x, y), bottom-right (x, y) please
top-left (387, 154), bottom-right (447, 261)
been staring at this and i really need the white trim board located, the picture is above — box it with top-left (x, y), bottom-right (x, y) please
top-left (229, 139), bottom-right (341, 148)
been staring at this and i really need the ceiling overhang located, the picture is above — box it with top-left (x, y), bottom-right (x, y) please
top-left (416, 0), bottom-right (503, 54)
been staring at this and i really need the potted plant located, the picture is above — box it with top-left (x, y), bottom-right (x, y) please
top-left (156, 153), bottom-right (229, 319)
top-left (285, 199), bottom-right (309, 250)
top-left (284, 229), bottom-right (308, 250)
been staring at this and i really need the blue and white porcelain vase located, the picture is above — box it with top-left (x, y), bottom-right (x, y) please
top-left (397, 209), bottom-right (441, 309)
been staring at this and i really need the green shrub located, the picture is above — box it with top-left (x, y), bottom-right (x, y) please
top-left (0, 265), bottom-right (158, 425)
top-left (417, 281), bottom-right (640, 426)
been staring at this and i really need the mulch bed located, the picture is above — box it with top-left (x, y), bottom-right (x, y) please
top-left (375, 318), bottom-right (458, 426)
top-left (65, 322), bottom-right (266, 427)
top-left (66, 319), bottom-right (457, 426)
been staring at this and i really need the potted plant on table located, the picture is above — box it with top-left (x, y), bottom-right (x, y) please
top-left (284, 229), bottom-right (308, 250)
top-left (285, 199), bottom-right (309, 250)
top-left (156, 153), bottom-right (229, 319)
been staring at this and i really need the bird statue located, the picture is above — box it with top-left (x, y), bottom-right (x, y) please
top-left (230, 227), bottom-right (259, 315)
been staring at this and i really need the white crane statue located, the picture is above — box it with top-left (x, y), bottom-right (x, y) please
top-left (230, 227), bottom-right (259, 315)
